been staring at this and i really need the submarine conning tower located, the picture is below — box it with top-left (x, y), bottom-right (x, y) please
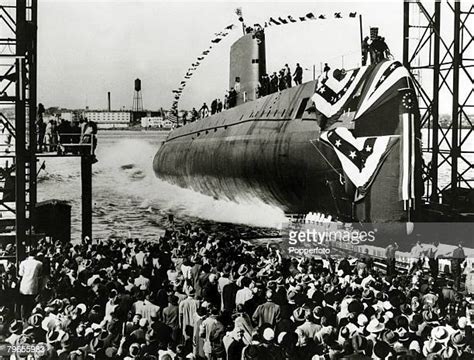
top-left (229, 29), bottom-right (266, 106)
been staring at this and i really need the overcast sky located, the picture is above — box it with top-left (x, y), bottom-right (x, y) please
top-left (37, 1), bottom-right (406, 111)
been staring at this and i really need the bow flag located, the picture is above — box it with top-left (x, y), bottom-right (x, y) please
top-left (320, 127), bottom-right (398, 199)
top-left (399, 88), bottom-right (417, 205)
top-left (311, 66), bottom-right (368, 118)
top-left (355, 61), bottom-right (411, 119)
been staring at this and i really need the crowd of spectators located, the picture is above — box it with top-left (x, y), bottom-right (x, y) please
top-left (362, 35), bottom-right (391, 66)
top-left (186, 62), bottom-right (305, 123)
top-left (1, 222), bottom-right (472, 360)
top-left (35, 106), bottom-right (97, 159)
top-left (257, 64), bottom-right (303, 98)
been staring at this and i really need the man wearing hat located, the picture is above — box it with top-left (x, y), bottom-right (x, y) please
top-left (252, 289), bottom-right (281, 328)
top-left (451, 241), bottom-right (467, 291)
top-left (6, 320), bottom-right (23, 345)
top-left (179, 287), bottom-right (199, 341)
top-left (235, 277), bottom-right (253, 307)
top-left (422, 338), bottom-right (443, 358)
top-left (19, 249), bottom-right (43, 319)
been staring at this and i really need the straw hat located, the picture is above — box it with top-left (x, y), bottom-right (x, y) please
top-left (293, 307), bottom-right (310, 322)
top-left (431, 326), bottom-right (449, 343)
top-left (238, 264), bottom-right (249, 277)
top-left (9, 320), bottom-right (23, 334)
top-left (262, 328), bottom-right (274, 342)
top-left (366, 318), bottom-right (385, 333)
top-left (450, 331), bottom-right (466, 348)
top-left (357, 314), bottom-right (369, 327)
top-left (76, 303), bottom-right (87, 315)
top-left (382, 330), bottom-right (399, 346)
top-left (28, 314), bottom-right (43, 328)
top-left (422, 339), bottom-right (443, 357)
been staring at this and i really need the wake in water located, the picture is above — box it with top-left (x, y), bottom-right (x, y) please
top-left (98, 138), bottom-right (286, 228)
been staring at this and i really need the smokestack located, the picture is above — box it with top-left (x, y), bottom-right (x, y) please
top-left (108, 92), bottom-right (111, 111)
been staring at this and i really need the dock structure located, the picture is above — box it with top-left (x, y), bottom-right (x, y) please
top-left (0, 0), bottom-right (94, 270)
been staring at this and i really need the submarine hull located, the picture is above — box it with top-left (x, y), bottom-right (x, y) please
top-left (154, 61), bottom-right (423, 223)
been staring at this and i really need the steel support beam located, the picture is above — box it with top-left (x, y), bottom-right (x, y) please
top-left (15, 0), bottom-right (27, 262)
top-left (430, 1), bottom-right (441, 202)
top-left (451, 1), bottom-right (460, 193)
top-left (81, 156), bottom-right (92, 241)
top-left (28, 0), bottom-right (38, 234)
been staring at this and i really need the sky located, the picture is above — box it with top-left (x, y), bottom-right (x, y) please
top-left (37, 1), bottom-right (410, 111)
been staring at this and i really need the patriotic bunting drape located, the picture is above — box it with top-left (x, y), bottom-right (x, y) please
top-left (320, 128), bottom-right (398, 201)
top-left (310, 60), bottom-right (417, 203)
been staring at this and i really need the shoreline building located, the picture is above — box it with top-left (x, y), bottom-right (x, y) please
top-left (140, 116), bottom-right (173, 129)
top-left (82, 110), bottom-right (131, 129)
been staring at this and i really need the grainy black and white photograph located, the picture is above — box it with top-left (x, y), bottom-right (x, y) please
top-left (0, 0), bottom-right (473, 359)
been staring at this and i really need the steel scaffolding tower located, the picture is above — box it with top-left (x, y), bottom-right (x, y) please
top-left (0, 0), bottom-right (94, 268)
top-left (403, 0), bottom-right (474, 205)
top-left (0, 0), bottom-right (37, 263)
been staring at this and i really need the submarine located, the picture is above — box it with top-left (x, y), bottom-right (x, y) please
top-left (153, 29), bottom-right (423, 223)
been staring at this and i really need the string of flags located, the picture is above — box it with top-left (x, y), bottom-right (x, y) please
top-left (170, 23), bottom-right (237, 112)
top-left (264, 11), bottom-right (357, 27)
top-left (170, 9), bottom-right (358, 114)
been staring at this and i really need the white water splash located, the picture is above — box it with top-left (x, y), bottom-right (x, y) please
top-left (97, 138), bottom-right (286, 228)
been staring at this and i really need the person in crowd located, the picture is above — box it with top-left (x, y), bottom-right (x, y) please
top-left (216, 99), bottom-right (223, 113)
top-left (81, 117), bottom-right (98, 163)
top-left (228, 89), bottom-right (237, 109)
top-left (224, 95), bottom-right (229, 110)
top-left (44, 119), bottom-right (55, 152)
top-left (191, 108), bottom-right (199, 122)
top-left (18, 248), bottom-right (43, 320)
top-left (385, 241), bottom-right (399, 277)
top-left (70, 120), bottom-right (82, 155)
top-left (322, 63), bottom-right (331, 85)
top-left (293, 64), bottom-right (303, 85)
top-left (270, 72), bottom-right (279, 94)
top-left (278, 70), bottom-right (286, 91)
top-left (199, 103), bottom-right (209, 118)
top-left (451, 241), bottom-right (467, 291)
top-left (409, 239), bottom-right (425, 274)
top-left (182, 110), bottom-right (188, 125)
top-left (427, 241), bottom-right (440, 279)
top-left (36, 103), bottom-right (46, 152)
top-left (211, 99), bottom-right (218, 115)
top-left (56, 119), bottom-right (72, 155)
top-left (362, 36), bottom-right (370, 66)
top-left (323, 63), bottom-right (331, 75)
top-left (284, 64), bottom-right (292, 88)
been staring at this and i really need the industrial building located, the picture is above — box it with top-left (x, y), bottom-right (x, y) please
top-left (83, 110), bottom-right (131, 129)
top-left (140, 116), bottom-right (174, 129)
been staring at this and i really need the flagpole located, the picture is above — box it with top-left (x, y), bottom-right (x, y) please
top-left (359, 14), bottom-right (364, 66)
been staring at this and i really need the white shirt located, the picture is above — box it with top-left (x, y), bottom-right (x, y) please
top-left (19, 256), bottom-right (43, 295)
top-left (134, 275), bottom-right (150, 290)
top-left (235, 287), bottom-right (253, 307)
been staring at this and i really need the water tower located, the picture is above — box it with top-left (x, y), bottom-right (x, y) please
top-left (132, 78), bottom-right (143, 112)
